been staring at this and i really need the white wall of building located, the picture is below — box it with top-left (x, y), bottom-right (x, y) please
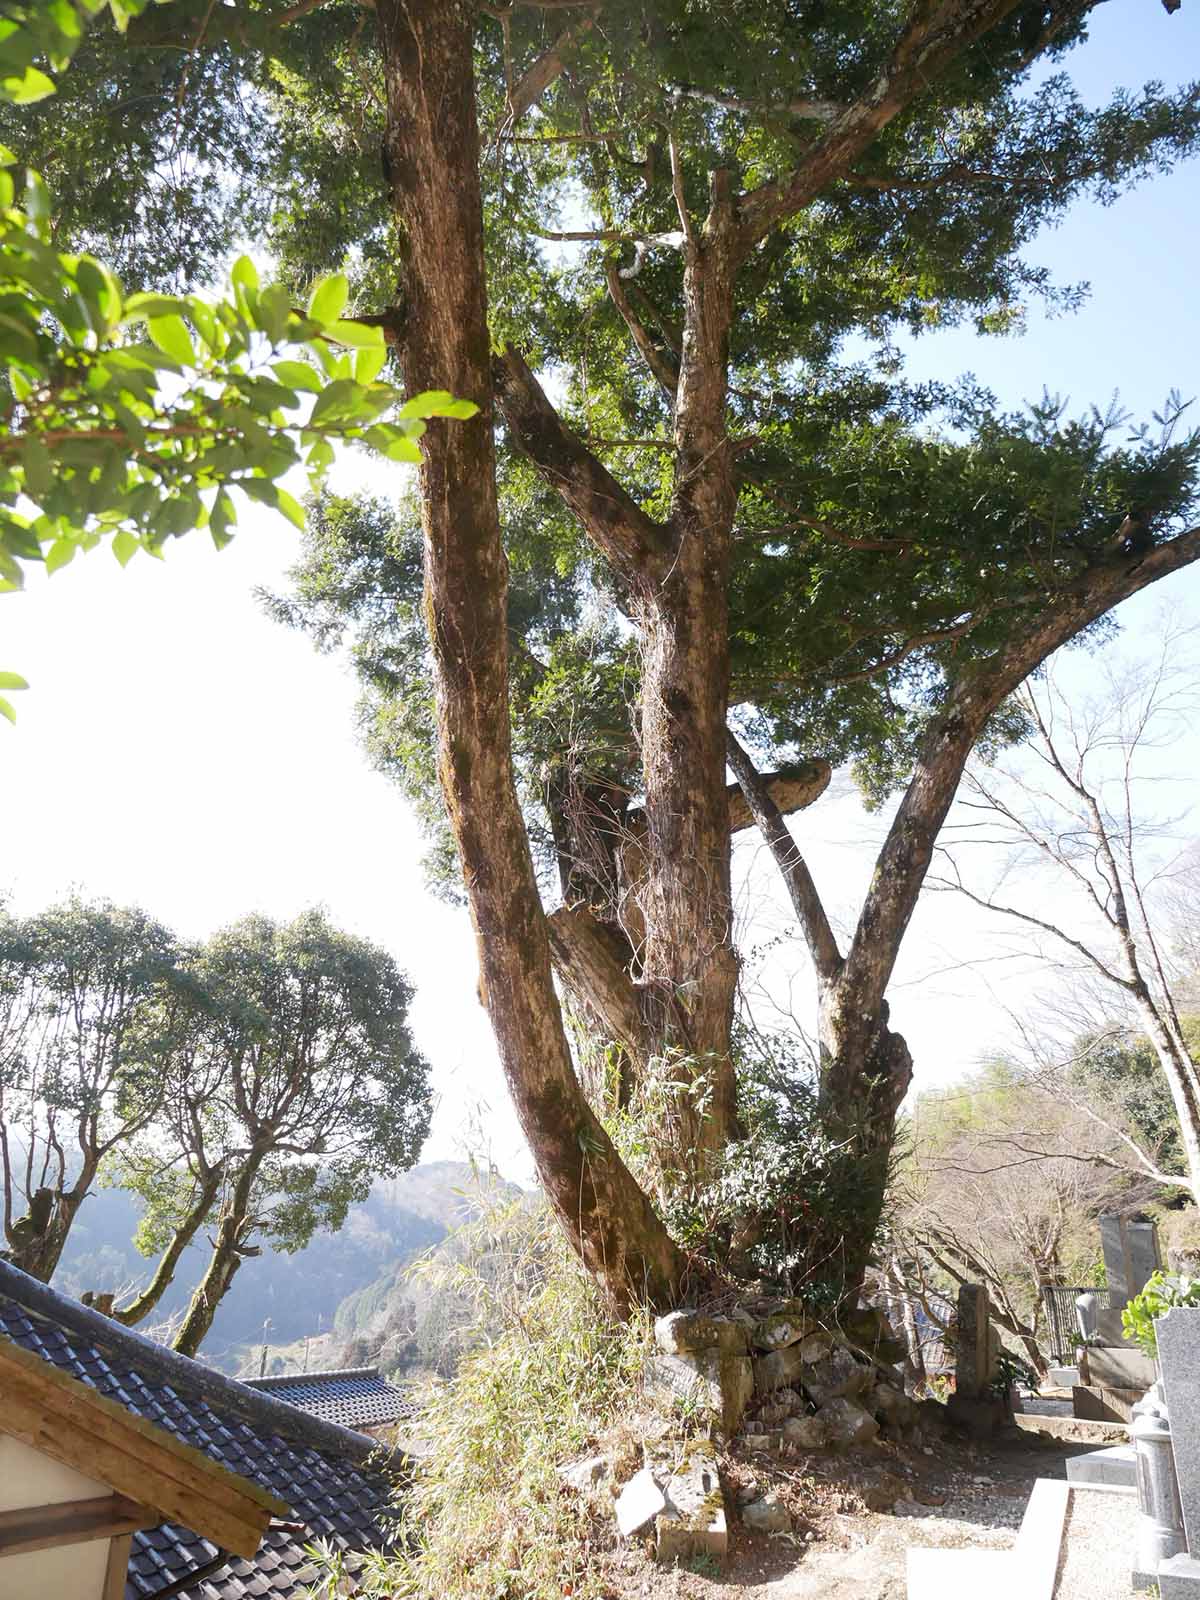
top-left (0, 1434), bottom-right (117, 1600)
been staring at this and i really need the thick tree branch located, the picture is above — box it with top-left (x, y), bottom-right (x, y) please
top-left (603, 260), bottom-right (679, 400)
top-left (493, 344), bottom-right (669, 581)
top-left (838, 524), bottom-right (1200, 1024)
top-left (668, 169), bottom-right (739, 544)
top-left (624, 759), bottom-right (831, 841)
top-left (734, 0), bottom-right (1040, 251)
top-left (670, 84), bottom-right (844, 123)
top-left (726, 731), bottom-right (843, 982)
top-left (503, 11), bottom-right (598, 129)
top-left (546, 905), bottom-right (646, 1056)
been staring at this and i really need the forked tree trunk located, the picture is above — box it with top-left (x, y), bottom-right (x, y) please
top-left (817, 994), bottom-right (915, 1290)
top-left (377, 0), bottom-right (690, 1313)
top-left (6, 1169), bottom-right (95, 1283)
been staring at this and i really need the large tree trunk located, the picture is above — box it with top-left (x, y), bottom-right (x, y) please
top-left (630, 185), bottom-right (742, 1181)
top-left (377, 0), bottom-right (690, 1313)
top-left (817, 993), bottom-right (915, 1289)
top-left (173, 1225), bottom-right (251, 1358)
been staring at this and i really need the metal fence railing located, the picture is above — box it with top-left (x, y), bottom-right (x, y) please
top-left (1041, 1285), bottom-right (1117, 1365)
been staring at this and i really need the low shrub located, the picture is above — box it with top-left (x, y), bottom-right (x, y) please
top-left (1122, 1270), bottom-right (1200, 1358)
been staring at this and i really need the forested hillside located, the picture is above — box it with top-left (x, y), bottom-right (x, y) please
top-left (52, 1162), bottom-right (512, 1371)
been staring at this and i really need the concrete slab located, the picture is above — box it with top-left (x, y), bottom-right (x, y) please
top-left (1086, 1347), bottom-right (1156, 1390)
top-left (1015, 1477), bottom-right (1070, 1600)
top-left (655, 1443), bottom-right (728, 1564)
top-left (1048, 1366), bottom-right (1080, 1387)
top-left (1074, 1383), bottom-right (1143, 1422)
top-left (1159, 1552), bottom-right (1200, 1597)
top-left (906, 1478), bottom-right (1068, 1600)
top-left (1014, 1412), bottom-right (1128, 1445)
top-left (906, 1547), bottom-right (1011, 1598)
top-left (1065, 1444), bottom-right (1138, 1489)
top-left (616, 1468), bottom-right (666, 1537)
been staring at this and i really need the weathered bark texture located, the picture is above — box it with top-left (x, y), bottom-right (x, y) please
top-left (377, 0), bottom-right (691, 1312)
top-left (3, 1181), bottom-right (88, 1283)
top-left (629, 182), bottom-right (742, 1171)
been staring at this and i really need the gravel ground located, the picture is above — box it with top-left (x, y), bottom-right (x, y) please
top-left (1054, 1489), bottom-right (1141, 1600)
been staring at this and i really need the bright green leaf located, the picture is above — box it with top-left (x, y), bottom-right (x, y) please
top-left (147, 314), bottom-right (195, 366)
top-left (275, 489), bottom-right (305, 529)
top-left (1, 65), bottom-right (56, 104)
top-left (327, 318), bottom-right (383, 349)
top-left (44, 539), bottom-right (76, 574)
top-left (111, 528), bottom-right (139, 566)
top-left (272, 359), bottom-right (322, 393)
top-left (354, 345), bottom-right (387, 385)
top-left (231, 256), bottom-right (259, 294)
top-left (307, 273), bottom-right (349, 326)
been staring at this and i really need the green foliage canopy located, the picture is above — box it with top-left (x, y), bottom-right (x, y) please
top-left (5, 0), bottom-right (1200, 837)
top-left (121, 907), bottom-right (434, 1259)
top-left (0, 0), bottom-right (476, 721)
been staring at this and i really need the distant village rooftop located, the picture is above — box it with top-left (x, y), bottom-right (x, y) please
top-left (248, 1366), bottom-right (419, 1434)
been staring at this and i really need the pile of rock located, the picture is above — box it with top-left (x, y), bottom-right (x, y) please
top-left (646, 1298), bottom-right (918, 1453)
top-left (562, 1437), bottom-right (729, 1564)
top-left (559, 1295), bottom-right (931, 1567)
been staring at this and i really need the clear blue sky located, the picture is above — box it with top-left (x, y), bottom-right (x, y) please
top-left (2, 1), bottom-right (1198, 1181)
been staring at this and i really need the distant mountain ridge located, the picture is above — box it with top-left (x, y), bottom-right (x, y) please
top-left (52, 1160), bottom-right (518, 1371)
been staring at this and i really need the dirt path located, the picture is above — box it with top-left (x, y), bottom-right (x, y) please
top-left (604, 1429), bottom-right (1075, 1600)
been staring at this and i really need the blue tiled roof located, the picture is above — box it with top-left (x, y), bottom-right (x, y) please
top-left (0, 1260), bottom-right (406, 1600)
top-left (247, 1368), bottom-right (417, 1432)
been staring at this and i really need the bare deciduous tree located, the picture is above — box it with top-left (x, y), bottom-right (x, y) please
top-left (932, 623), bottom-right (1200, 1203)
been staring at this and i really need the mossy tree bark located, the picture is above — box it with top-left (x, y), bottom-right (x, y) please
top-left (376, 0), bottom-right (692, 1312)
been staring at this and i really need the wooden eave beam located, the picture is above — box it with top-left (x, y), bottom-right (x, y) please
top-left (0, 1494), bottom-right (158, 1559)
top-left (0, 1335), bottom-right (287, 1560)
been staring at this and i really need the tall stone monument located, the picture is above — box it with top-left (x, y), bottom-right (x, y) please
top-left (947, 1283), bottom-right (1006, 1437)
top-left (1156, 1307), bottom-right (1200, 1597)
top-left (1074, 1214), bottom-right (1162, 1421)
top-left (1101, 1213), bottom-right (1163, 1310)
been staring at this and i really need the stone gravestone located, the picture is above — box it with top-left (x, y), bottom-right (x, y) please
top-left (954, 1283), bottom-right (993, 1397)
top-left (947, 1283), bottom-right (1006, 1437)
top-left (1077, 1214), bottom-right (1162, 1420)
top-left (1100, 1212), bottom-right (1162, 1310)
top-left (1155, 1307), bottom-right (1200, 1597)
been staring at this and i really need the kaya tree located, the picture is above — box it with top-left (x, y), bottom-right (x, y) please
top-left (117, 909), bottom-right (431, 1358)
top-left (0, 898), bottom-right (187, 1282)
top-left (16, 0), bottom-right (1200, 1310)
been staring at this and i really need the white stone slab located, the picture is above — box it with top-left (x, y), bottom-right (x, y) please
top-left (906, 1547), bottom-right (1011, 1599)
top-left (615, 1468), bottom-right (666, 1537)
top-left (905, 1476), bottom-right (1068, 1600)
top-left (1014, 1476), bottom-right (1070, 1600)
